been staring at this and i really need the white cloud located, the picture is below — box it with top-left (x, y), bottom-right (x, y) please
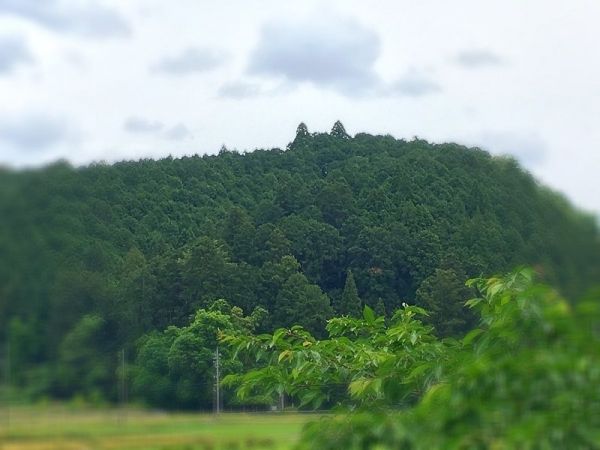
top-left (247, 13), bottom-right (381, 96)
top-left (0, 0), bottom-right (130, 38)
top-left (0, 34), bottom-right (33, 73)
top-left (124, 117), bottom-right (164, 133)
top-left (123, 117), bottom-right (190, 141)
top-left (455, 49), bottom-right (504, 68)
top-left (0, 113), bottom-right (78, 153)
top-left (152, 47), bottom-right (226, 75)
top-left (218, 81), bottom-right (263, 99)
top-left (386, 71), bottom-right (441, 97)
top-left (471, 131), bottom-right (547, 166)
top-left (165, 123), bottom-right (191, 141)
top-left (244, 12), bottom-right (443, 99)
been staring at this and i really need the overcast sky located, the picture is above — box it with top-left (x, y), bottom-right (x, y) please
top-left (0, 0), bottom-right (599, 214)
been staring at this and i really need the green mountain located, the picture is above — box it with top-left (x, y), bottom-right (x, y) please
top-left (1, 122), bottom-right (598, 403)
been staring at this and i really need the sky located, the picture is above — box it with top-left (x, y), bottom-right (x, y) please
top-left (0, 0), bottom-right (599, 214)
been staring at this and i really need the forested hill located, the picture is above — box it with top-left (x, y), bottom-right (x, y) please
top-left (1, 121), bottom-right (599, 400)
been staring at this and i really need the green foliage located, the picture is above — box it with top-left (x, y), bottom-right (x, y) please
top-left (223, 206), bottom-right (256, 263)
top-left (0, 127), bottom-right (599, 405)
top-left (221, 303), bottom-right (444, 410)
top-left (273, 272), bottom-right (333, 336)
top-left (132, 299), bottom-right (263, 409)
top-left (374, 298), bottom-right (387, 317)
top-left (293, 122), bottom-right (310, 145)
top-left (336, 270), bottom-right (362, 317)
top-left (331, 120), bottom-right (350, 139)
top-left (415, 267), bottom-right (475, 336)
top-left (180, 237), bottom-right (234, 310)
top-left (54, 315), bottom-right (114, 399)
top-left (317, 179), bottom-right (354, 227)
top-left (226, 268), bottom-right (600, 449)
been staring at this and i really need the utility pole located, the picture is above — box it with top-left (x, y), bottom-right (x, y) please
top-left (4, 339), bottom-right (10, 429)
top-left (214, 346), bottom-right (220, 415)
top-left (118, 348), bottom-right (127, 424)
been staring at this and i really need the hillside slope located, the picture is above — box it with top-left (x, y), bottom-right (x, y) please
top-left (1, 122), bottom-right (598, 400)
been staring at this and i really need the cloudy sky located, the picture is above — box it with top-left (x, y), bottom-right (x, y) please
top-left (0, 0), bottom-right (599, 214)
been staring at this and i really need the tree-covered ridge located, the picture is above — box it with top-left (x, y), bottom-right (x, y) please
top-left (0, 123), bottom-right (598, 405)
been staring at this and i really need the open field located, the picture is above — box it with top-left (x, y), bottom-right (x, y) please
top-left (0, 406), bottom-right (312, 450)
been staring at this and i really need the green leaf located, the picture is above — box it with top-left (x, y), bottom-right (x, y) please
top-left (363, 305), bottom-right (375, 324)
top-left (270, 329), bottom-right (285, 347)
top-left (462, 328), bottom-right (484, 346)
top-left (371, 377), bottom-right (383, 397)
top-left (465, 297), bottom-right (483, 308)
top-left (278, 349), bottom-right (292, 363)
top-left (349, 378), bottom-right (370, 397)
top-left (410, 331), bottom-right (418, 345)
top-left (407, 362), bottom-right (431, 381)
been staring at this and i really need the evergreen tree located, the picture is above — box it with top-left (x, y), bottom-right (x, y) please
top-left (119, 247), bottom-right (155, 336)
top-left (331, 120), bottom-right (350, 139)
top-left (223, 207), bottom-right (256, 263)
top-left (338, 270), bottom-right (362, 317)
top-left (264, 227), bottom-right (291, 262)
top-left (180, 237), bottom-right (232, 310)
top-left (273, 272), bottom-right (333, 336)
top-left (290, 122), bottom-right (310, 149)
top-left (374, 298), bottom-right (387, 317)
top-left (415, 268), bottom-right (475, 337)
top-left (317, 180), bottom-right (354, 228)
top-left (296, 122), bottom-right (309, 138)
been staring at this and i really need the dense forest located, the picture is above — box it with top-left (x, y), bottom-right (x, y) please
top-left (0, 121), bottom-right (599, 408)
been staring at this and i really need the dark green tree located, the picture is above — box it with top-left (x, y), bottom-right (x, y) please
top-left (415, 268), bottom-right (475, 337)
top-left (374, 298), bottom-right (387, 317)
top-left (331, 120), bottom-right (350, 139)
top-left (317, 180), bottom-right (354, 228)
top-left (119, 247), bottom-right (155, 336)
top-left (273, 272), bottom-right (333, 336)
top-left (180, 237), bottom-right (233, 310)
top-left (54, 315), bottom-right (113, 399)
top-left (133, 299), bottom-right (261, 409)
top-left (337, 270), bottom-right (362, 317)
top-left (295, 122), bottom-right (309, 139)
top-left (264, 227), bottom-right (291, 263)
top-left (223, 207), bottom-right (256, 263)
top-left (131, 329), bottom-right (177, 408)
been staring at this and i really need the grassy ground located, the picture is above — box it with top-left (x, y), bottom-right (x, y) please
top-left (0, 405), bottom-right (312, 450)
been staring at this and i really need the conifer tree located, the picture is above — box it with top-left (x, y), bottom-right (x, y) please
top-left (296, 122), bottom-right (309, 138)
top-left (374, 298), bottom-right (387, 318)
top-left (265, 227), bottom-right (291, 262)
top-left (330, 120), bottom-right (350, 139)
top-left (339, 270), bottom-right (361, 317)
top-left (416, 268), bottom-right (475, 337)
top-left (290, 122), bottom-right (310, 149)
top-left (273, 272), bottom-right (332, 336)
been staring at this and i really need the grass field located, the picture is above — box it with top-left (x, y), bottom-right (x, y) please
top-left (0, 406), bottom-right (312, 450)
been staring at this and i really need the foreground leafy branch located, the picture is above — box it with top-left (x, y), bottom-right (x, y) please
top-left (221, 303), bottom-right (449, 409)
top-left (222, 268), bottom-right (600, 449)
